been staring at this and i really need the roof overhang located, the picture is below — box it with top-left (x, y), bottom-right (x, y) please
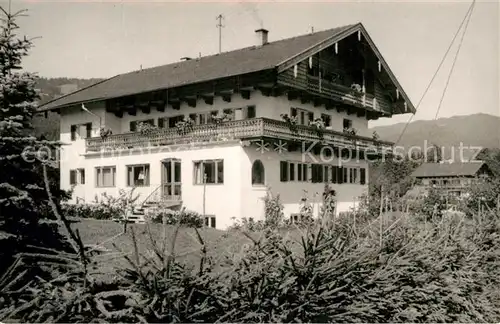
top-left (275, 23), bottom-right (416, 114)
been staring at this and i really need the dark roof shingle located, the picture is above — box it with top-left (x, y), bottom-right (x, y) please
top-left (411, 162), bottom-right (487, 178)
top-left (39, 24), bottom-right (355, 111)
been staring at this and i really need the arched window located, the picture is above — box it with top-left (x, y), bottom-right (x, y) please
top-left (252, 160), bottom-right (265, 185)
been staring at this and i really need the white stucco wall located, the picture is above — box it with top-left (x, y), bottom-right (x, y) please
top-left (58, 90), bottom-right (372, 229)
top-left (65, 142), bottom-right (243, 229)
top-left (240, 147), bottom-right (369, 222)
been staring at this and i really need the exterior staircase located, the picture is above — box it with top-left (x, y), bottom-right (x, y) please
top-left (122, 185), bottom-right (182, 224)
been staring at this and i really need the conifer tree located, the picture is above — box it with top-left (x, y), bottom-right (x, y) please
top-left (0, 6), bottom-right (69, 271)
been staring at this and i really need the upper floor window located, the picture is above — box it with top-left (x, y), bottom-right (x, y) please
top-left (223, 108), bottom-right (235, 121)
top-left (194, 159), bottom-right (224, 184)
top-left (246, 106), bottom-right (256, 119)
top-left (70, 123), bottom-right (92, 141)
top-left (291, 108), bottom-right (314, 126)
top-left (96, 166), bottom-right (116, 188)
top-left (321, 114), bottom-right (332, 127)
top-left (127, 164), bottom-right (150, 187)
top-left (251, 160), bottom-right (265, 185)
top-left (343, 119), bottom-right (353, 130)
top-left (130, 119), bottom-right (154, 132)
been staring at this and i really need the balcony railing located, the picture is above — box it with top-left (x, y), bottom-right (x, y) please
top-left (306, 76), bottom-right (391, 112)
top-left (86, 117), bottom-right (393, 153)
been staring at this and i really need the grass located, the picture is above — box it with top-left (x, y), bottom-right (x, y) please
top-left (69, 219), bottom-right (261, 281)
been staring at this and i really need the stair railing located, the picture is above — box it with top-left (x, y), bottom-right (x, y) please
top-left (140, 184), bottom-right (163, 209)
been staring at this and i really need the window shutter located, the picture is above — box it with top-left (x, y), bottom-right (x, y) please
top-left (246, 106), bottom-right (256, 118)
top-left (69, 170), bottom-right (76, 185)
top-left (360, 168), bottom-right (366, 185)
top-left (332, 166), bottom-right (338, 183)
top-left (308, 112), bottom-right (314, 123)
top-left (289, 163), bottom-right (295, 181)
top-left (158, 118), bottom-right (164, 129)
top-left (85, 123), bottom-right (92, 138)
top-left (338, 167), bottom-right (343, 184)
top-left (70, 125), bottom-right (77, 141)
top-left (280, 161), bottom-right (288, 182)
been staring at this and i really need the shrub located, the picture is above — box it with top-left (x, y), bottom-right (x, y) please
top-left (146, 209), bottom-right (203, 228)
top-left (263, 189), bottom-right (284, 228)
top-left (62, 203), bottom-right (122, 220)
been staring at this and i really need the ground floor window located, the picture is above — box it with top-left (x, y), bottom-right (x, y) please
top-left (70, 168), bottom-right (86, 185)
top-left (194, 160), bottom-right (224, 184)
top-left (96, 166), bottom-right (116, 188)
top-left (127, 164), bottom-right (150, 187)
top-left (204, 215), bottom-right (216, 228)
top-left (252, 159), bottom-right (265, 185)
top-left (70, 169), bottom-right (77, 185)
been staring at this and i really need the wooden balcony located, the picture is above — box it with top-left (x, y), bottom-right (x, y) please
top-left (86, 117), bottom-right (393, 153)
top-left (306, 76), bottom-right (391, 112)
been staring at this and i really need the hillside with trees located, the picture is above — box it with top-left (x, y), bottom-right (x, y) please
top-left (32, 77), bottom-right (103, 140)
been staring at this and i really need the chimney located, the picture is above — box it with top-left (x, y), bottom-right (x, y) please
top-left (255, 28), bottom-right (269, 46)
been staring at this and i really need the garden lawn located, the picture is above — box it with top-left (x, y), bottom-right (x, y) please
top-left (68, 219), bottom-right (263, 282)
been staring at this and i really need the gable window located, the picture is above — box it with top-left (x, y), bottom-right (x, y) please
top-left (343, 119), bottom-right (353, 130)
top-left (251, 160), bottom-right (265, 185)
top-left (194, 160), bottom-right (224, 184)
top-left (127, 164), bottom-right (150, 187)
top-left (96, 166), bottom-right (116, 188)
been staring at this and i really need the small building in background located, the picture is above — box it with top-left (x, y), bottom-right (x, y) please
top-left (411, 161), bottom-right (493, 198)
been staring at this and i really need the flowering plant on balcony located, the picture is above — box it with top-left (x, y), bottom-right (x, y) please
top-left (343, 127), bottom-right (357, 136)
top-left (280, 113), bottom-right (298, 134)
top-left (99, 127), bottom-right (112, 139)
top-left (175, 117), bottom-right (195, 135)
top-left (137, 121), bottom-right (158, 136)
top-left (350, 83), bottom-right (363, 99)
top-left (211, 112), bottom-right (230, 124)
top-left (309, 118), bottom-right (326, 140)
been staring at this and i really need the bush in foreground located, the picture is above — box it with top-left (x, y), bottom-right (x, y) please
top-left (2, 207), bottom-right (499, 323)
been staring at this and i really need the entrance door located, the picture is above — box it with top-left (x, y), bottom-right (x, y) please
top-left (161, 159), bottom-right (181, 201)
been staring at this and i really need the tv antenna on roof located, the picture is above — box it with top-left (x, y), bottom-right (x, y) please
top-left (216, 14), bottom-right (225, 54)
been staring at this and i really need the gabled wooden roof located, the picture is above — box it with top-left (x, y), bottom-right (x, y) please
top-left (39, 23), bottom-right (415, 113)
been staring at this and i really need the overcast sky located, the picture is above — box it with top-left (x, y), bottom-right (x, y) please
top-left (5, 0), bottom-right (499, 126)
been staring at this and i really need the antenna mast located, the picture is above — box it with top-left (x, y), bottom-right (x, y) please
top-left (216, 14), bottom-right (224, 54)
